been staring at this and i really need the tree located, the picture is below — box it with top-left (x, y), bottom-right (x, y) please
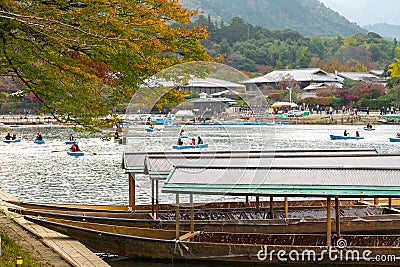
top-left (389, 47), bottom-right (400, 76)
top-left (0, 1), bottom-right (210, 130)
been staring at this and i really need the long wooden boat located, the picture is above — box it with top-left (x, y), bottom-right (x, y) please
top-left (389, 137), bottom-right (400, 142)
top-left (330, 135), bottom-right (364, 140)
top-left (13, 206), bottom-right (400, 235)
top-left (25, 216), bottom-right (400, 265)
top-left (6, 199), bottom-right (362, 213)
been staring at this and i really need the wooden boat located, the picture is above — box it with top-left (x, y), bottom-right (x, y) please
top-left (7, 199), bottom-right (360, 213)
top-left (67, 151), bottom-right (84, 156)
top-left (172, 143), bottom-right (208, 150)
top-left (389, 137), bottom-right (400, 142)
top-left (3, 139), bottom-right (21, 143)
top-left (330, 135), bottom-right (364, 140)
top-left (65, 140), bottom-right (78, 145)
top-left (24, 216), bottom-right (400, 265)
top-left (14, 207), bottom-right (400, 235)
top-left (34, 139), bottom-right (45, 144)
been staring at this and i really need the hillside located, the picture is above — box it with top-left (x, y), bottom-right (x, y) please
top-left (180, 0), bottom-right (366, 37)
top-left (363, 23), bottom-right (400, 40)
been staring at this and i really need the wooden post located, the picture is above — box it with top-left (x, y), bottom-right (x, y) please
top-left (128, 173), bottom-right (135, 210)
top-left (190, 194), bottom-right (194, 232)
top-left (335, 197), bottom-right (340, 239)
top-left (156, 180), bottom-right (159, 219)
top-left (245, 196), bottom-right (249, 206)
top-left (151, 179), bottom-right (154, 217)
top-left (284, 197), bottom-right (289, 219)
top-left (389, 198), bottom-right (392, 209)
top-left (326, 197), bottom-right (331, 247)
top-left (256, 196), bottom-right (260, 210)
top-left (374, 198), bottom-right (379, 206)
top-left (269, 196), bottom-right (274, 219)
top-left (176, 194), bottom-right (180, 240)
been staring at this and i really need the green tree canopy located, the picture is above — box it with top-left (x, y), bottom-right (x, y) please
top-left (0, 0), bottom-right (210, 130)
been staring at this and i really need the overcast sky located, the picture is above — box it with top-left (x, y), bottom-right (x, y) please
top-left (319, 0), bottom-right (400, 26)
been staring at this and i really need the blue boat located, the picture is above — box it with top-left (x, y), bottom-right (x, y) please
top-left (330, 135), bottom-right (364, 140)
top-left (34, 140), bottom-right (45, 144)
top-left (3, 139), bottom-right (21, 143)
top-left (67, 151), bottom-right (85, 156)
top-left (364, 127), bottom-right (375, 131)
top-left (389, 137), bottom-right (400, 142)
top-left (179, 135), bottom-right (188, 139)
top-left (172, 143), bottom-right (208, 150)
top-left (146, 128), bottom-right (155, 132)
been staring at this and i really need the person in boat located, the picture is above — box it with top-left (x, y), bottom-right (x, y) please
top-left (356, 131), bottom-right (360, 137)
top-left (12, 133), bottom-right (17, 140)
top-left (190, 138), bottom-right (196, 145)
top-left (114, 129), bottom-right (120, 139)
top-left (177, 138), bottom-right (183, 146)
top-left (344, 130), bottom-right (348, 136)
top-left (197, 136), bottom-right (203, 144)
top-left (179, 129), bottom-right (186, 136)
top-left (71, 142), bottom-right (81, 152)
top-left (149, 124), bottom-right (154, 129)
top-left (366, 123), bottom-right (372, 129)
top-left (36, 133), bottom-right (43, 141)
top-left (5, 133), bottom-right (11, 140)
top-left (397, 132), bottom-right (400, 138)
top-left (69, 133), bottom-right (75, 141)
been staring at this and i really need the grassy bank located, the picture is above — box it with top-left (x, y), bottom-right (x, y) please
top-left (0, 230), bottom-right (41, 267)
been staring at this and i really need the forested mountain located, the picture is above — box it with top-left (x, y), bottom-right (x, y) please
top-left (180, 0), bottom-right (366, 37)
top-left (193, 17), bottom-right (396, 73)
top-left (363, 24), bottom-right (400, 40)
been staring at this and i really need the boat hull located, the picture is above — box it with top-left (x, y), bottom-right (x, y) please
top-left (172, 143), bottom-right (208, 150)
top-left (25, 216), bottom-right (400, 265)
top-left (389, 138), bottom-right (400, 142)
top-left (34, 140), bottom-right (45, 144)
top-left (330, 135), bottom-right (364, 140)
top-left (3, 139), bottom-right (21, 143)
top-left (67, 151), bottom-right (84, 156)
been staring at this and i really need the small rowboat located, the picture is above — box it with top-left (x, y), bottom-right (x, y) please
top-left (172, 143), bottom-right (208, 150)
top-left (3, 139), bottom-right (21, 143)
top-left (389, 137), bottom-right (400, 142)
top-left (364, 127), bottom-right (375, 131)
top-left (179, 135), bottom-right (188, 138)
top-left (330, 135), bottom-right (364, 140)
top-left (34, 139), bottom-right (45, 144)
top-left (67, 151), bottom-right (84, 156)
top-left (145, 128), bottom-right (155, 132)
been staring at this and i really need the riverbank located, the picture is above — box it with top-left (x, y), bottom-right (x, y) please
top-left (0, 190), bottom-right (110, 267)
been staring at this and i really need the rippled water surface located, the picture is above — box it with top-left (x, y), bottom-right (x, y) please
top-left (1, 123), bottom-right (399, 266)
top-left (1, 123), bottom-right (399, 204)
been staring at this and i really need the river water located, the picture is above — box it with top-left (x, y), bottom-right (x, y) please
top-left (1, 123), bottom-right (399, 266)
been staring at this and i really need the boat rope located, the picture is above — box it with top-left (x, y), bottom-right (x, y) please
top-left (173, 240), bottom-right (189, 256)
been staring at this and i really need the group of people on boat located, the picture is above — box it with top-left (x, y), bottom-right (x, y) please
top-left (366, 123), bottom-right (373, 129)
top-left (70, 142), bottom-right (81, 152)
top-left (343, 130), bottom-right (360, 137)
top-left (35, 132), bottom-right (43, 141)
top-left (177, 136), bottom-right (203, 146)
top-left (5, 133), bottom-right (17, 140)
